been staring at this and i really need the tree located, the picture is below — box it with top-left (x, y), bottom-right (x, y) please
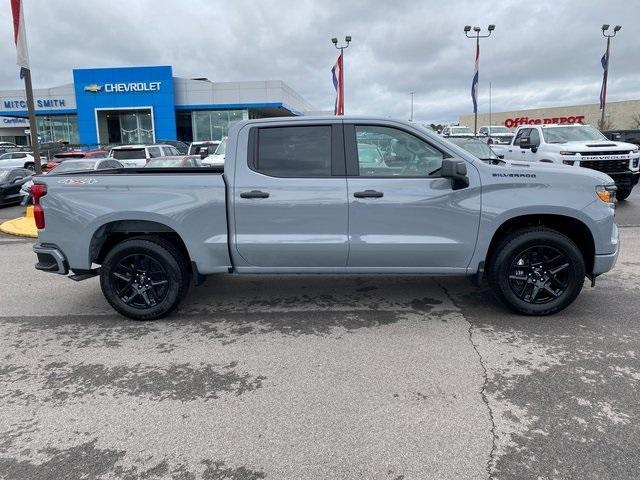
top-left (597, 117), bottom-right (615, 131)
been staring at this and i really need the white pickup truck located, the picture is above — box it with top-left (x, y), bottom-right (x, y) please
top-left (491, 124), bottom-right (640, 200)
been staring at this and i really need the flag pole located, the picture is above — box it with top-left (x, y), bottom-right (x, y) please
top-left (600, 35), bottom-right (611, 130)
top-left (23, 68), bottom-right (42, 174)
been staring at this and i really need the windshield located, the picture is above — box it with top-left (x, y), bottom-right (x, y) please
top-left (53, 161), bottom-right (96, 172)
top-left (111, 148), bottom-right (146, 160)
top-left (542, 125), bottom-right (607, 143)
top-left (489, 126), bottom-right (512, 134)
top-left (459, 142), bottom-right (497, 160)
top-left (451, 127), bottom-right (473, 134)
top-left (188, 143), bottom-right (218, 156)
top-left (214, 139), bottom-right (227, 155)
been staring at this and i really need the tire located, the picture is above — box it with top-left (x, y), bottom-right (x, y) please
top-left (488, 227), bottom-right (585, 316)
top-left (616, 187), bottom-right (632, 201)
top-left (100, 237), bottom-right (190, 320)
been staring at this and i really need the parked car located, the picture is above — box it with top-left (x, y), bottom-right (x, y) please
top-left (0, 151), bottom-right (46, 170)
top-left (202, 137), bottom-right (227, 166)
top-left (478, 125), bottom-right (515, 145)
top-left (441, 125), bottom-right (474, 137)
top-left (43, 150), bottom-right (108, 172)
top-left (602, 129), bottom-right (640, 147)
top-left (156, 139), bottom-right (189, 155)
top-left (0, 167), bottom-right (33, 206)
top-left (446, 137), bottom-right (503, 163)
top-left (145, 156), bottom-right (202, 168)
top-left (109, 144), bottom-right (180, 167)
top-left (188, 140), bottom-right (221, 165)
top-left (33, 116), bottom-right (619, 320)
top-left (491, 124), bottom-right (640, 200)
top-left (48, 158), bottom-right (123, 173)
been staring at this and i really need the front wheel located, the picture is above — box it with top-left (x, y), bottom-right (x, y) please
top-left (616, 187), bottom-right (632, 201)
top-left (488, 228), bottom-right (585, 315)
top-left (100, 237), bottom-right (190, 320)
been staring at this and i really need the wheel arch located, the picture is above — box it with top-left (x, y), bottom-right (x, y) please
top-left (89, 220), bottom-right (192, 271)
top-left (485, 214), bottom-right (595, 274)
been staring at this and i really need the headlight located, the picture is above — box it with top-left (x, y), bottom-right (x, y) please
top-left (560, 151), bottom-right (578, 155)
top-left (596, 185), bottom-right (617, 206)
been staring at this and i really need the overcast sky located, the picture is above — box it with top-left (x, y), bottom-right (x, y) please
top-left (1, 0), bottom-right (638, 123)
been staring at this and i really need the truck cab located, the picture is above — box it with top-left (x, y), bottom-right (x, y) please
top-left (492, 124), bottom-right (640, 200)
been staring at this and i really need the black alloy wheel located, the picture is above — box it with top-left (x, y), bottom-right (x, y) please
top-left (488, 227), bottom-right (585, 316)
top-left (111, 253), bottom-right (170, 309)
top-left (507, 245), bottom-right (570, 305)
top-left (100, 237), bottom-right (190, 320)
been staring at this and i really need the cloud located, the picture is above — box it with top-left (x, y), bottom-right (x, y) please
top-left (1, 0), bottom-right (638, 123)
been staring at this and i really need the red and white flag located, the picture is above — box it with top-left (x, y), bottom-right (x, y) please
top-left (10, 0), bottom-right (30, 70)
top-left (331, 53), bottom-right (344, 115)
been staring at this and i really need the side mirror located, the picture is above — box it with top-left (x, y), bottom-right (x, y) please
top-left (497, 154), bottom-right (505, 159)
top-left (441, 159), bottom-right (469, 190)
top-left (519, 137), bottom-right (532, 149)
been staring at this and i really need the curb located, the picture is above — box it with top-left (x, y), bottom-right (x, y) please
top-left (0, 206), bottom-right (38, 238)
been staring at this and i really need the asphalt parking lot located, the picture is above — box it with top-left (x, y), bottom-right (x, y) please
top-left (1, 191), bottom-right (639, 480)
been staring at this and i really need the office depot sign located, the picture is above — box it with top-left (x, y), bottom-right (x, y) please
top-left (504, 115), bottom-right (585, 128)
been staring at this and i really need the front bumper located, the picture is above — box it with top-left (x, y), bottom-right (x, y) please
top-left (592, 224), bottom-right (619, 275)
top-left (33, 243), bottom-right (69, 275)
top-left (607, 171), bottom-right (640, 189)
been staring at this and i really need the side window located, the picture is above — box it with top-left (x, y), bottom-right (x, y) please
top-left (529, 128), bottom-right (540, 147)
top-left (443, 128), bottom-right (449, 135)
top-left (255, 126), bottom-right (332, 177)
top-left (514, 128), bottom-right (528, 145)
top-left (14, 153), bottom-right (26, 159)
top-left (147, 147), bottom-right (162, 158)
top-left (355, 125), bottom-right (448, 178)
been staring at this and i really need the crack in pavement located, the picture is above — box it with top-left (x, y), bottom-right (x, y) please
top-left (435, 278), bottom-right (497, 480)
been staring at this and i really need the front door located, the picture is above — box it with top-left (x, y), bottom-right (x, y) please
top-left (233, 122), bottom-right (349, 269)
top-left (345, 124), bottom-right (481, 271)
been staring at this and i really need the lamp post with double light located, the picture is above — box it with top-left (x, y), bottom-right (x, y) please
top-left (464, 24), bottom-right (495, 135)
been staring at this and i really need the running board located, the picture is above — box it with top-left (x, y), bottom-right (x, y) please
top-left (69, 268), bottom-right (100, 282)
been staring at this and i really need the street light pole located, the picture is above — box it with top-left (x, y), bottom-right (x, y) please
top-left (331, 36), bottom-right (351, 115)
top-left (410, 92), bottom-right (415, 121)
top-left (464, 24), bottom-right (495, 136)
top-left (600, 24), bottom-right (621, 129)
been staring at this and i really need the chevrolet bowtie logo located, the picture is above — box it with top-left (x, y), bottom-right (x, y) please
top-left (84, 84), bottom-right (102, 93)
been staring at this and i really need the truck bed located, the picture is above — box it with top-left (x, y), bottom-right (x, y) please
top-left (36, 168), bottom-right (231, 275)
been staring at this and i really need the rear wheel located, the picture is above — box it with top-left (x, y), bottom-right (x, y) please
top-left (616, 187), bottom-right (632, 201)
top-left (100, 237), bottom-right (190, 320)
top-left (488, 228), bottom-right (585, 315)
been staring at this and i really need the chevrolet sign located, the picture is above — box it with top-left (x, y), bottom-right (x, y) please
top-left (84, 84), bottom-right (103, 93)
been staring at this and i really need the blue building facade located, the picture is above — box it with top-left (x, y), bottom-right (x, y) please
top-left (0, 65), bottom-right (312, 146)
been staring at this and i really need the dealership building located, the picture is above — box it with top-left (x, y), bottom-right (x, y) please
top-left (459, 99), bottom-right (640, 130)
top-left (0, 65), bottom-right (314, 146)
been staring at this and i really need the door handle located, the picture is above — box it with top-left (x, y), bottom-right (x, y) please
top-left (353, 190), bottom-right (384, 198)
top-left (240, 190), bottom-right (270, 199)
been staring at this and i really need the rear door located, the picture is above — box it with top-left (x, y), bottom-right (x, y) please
top-left (233, 122), bottom-right (348, 269)
top-left (345, 123), bottom-right (481, 271)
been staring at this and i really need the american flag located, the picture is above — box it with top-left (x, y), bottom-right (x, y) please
top-left (471, 42), bottom-right (479, 114)
top-left (599, 40), bottom-right (610, 111)
top-left (10, 0), bottom-right (30, 71)
top-left (332, 53), bottom-right (344, 115)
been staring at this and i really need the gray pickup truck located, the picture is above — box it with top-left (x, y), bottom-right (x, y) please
top-left (32, 117), bottom-right (619, 320)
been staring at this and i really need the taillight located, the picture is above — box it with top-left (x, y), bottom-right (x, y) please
top-left (31, 183), bottom-right (47, 229)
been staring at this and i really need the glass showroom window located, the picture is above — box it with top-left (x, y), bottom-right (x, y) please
top-left (192, 110), bottom-right (247, 141)
top-left (37, 115), bottom-right (79, 144)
